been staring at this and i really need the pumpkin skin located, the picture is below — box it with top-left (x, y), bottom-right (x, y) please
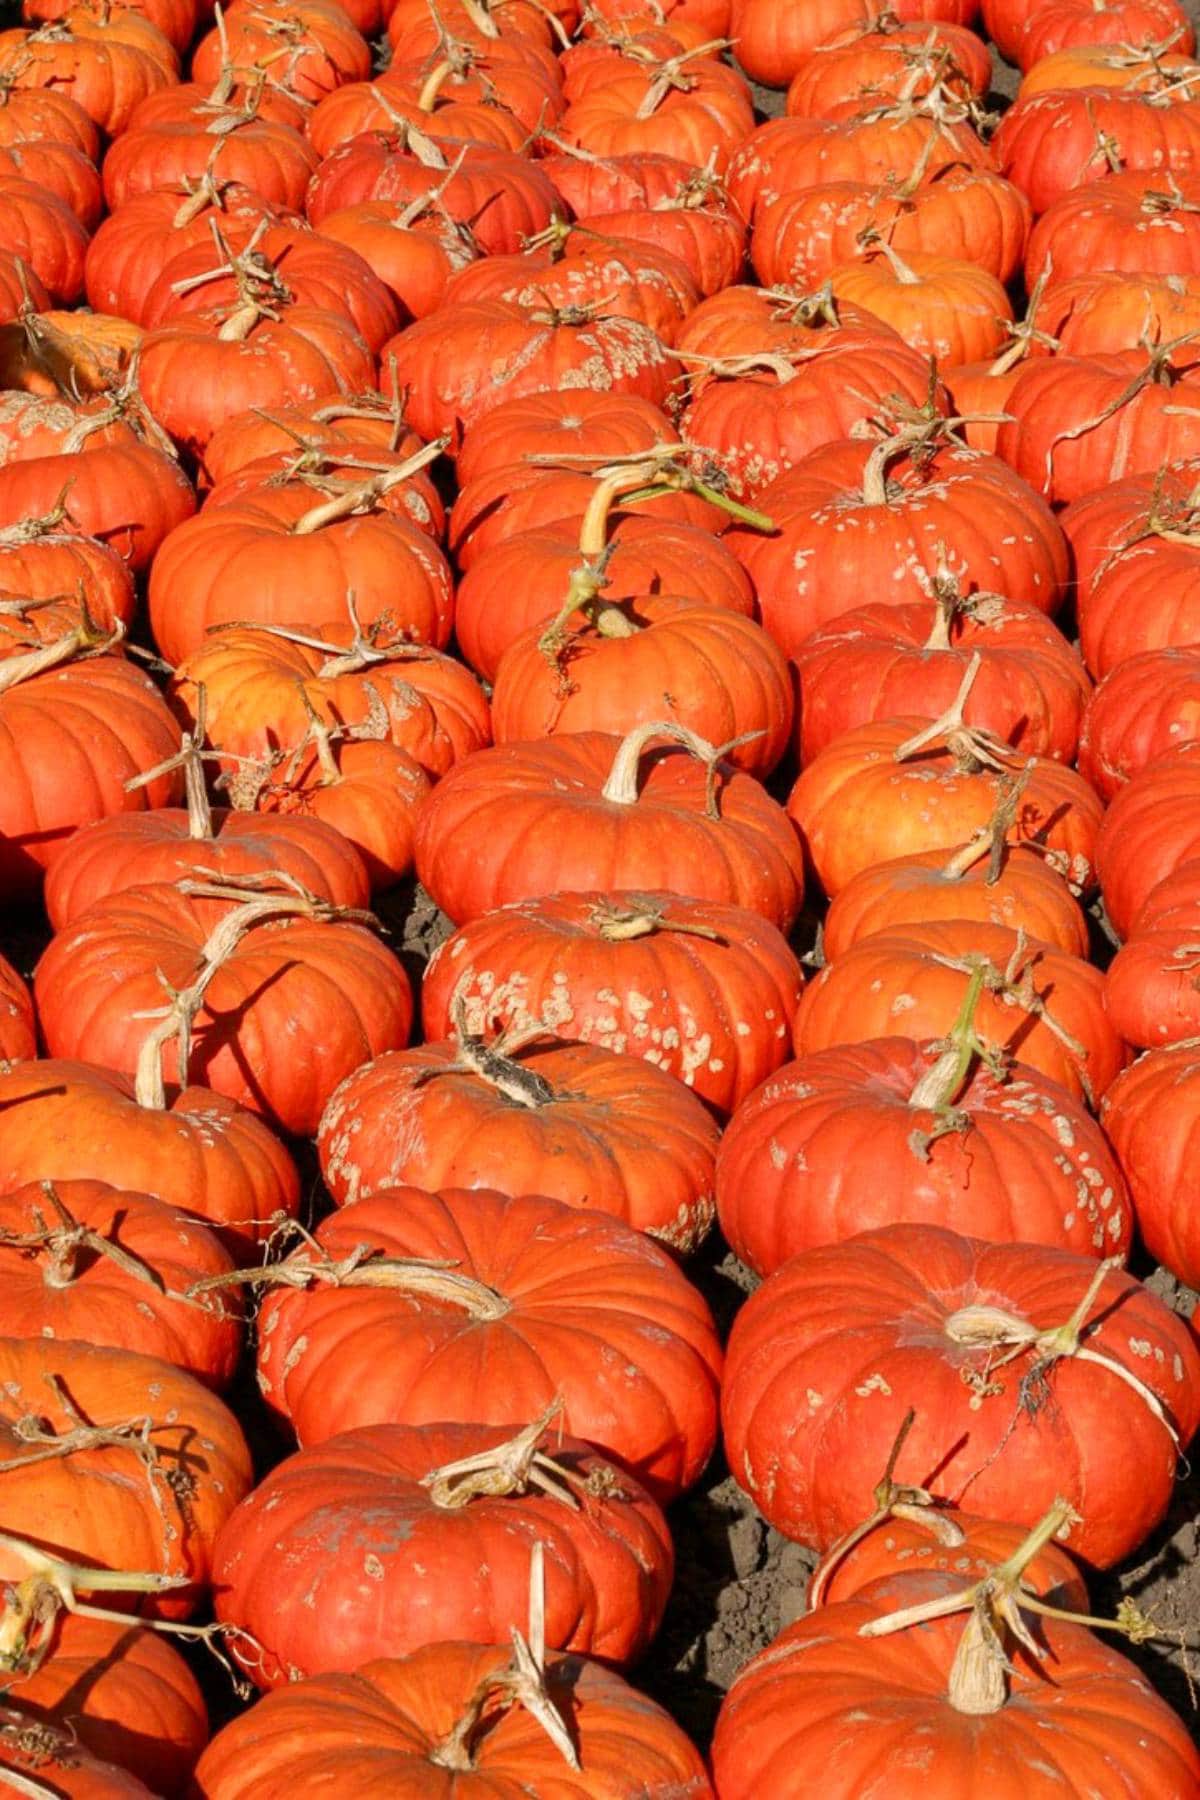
top-left (101, 109), bottom-right (318, 213)
top-left (793, 921), bottom-right (1126, 1103)
top-left (2, 1611), bottom-right (207, 1796)
top-left (994, 85), bottom-right (1200, 216)
top-left (455, 517), bottom-right (755, 683)
top-left (555, 60), bottom-right (755, 176)
top-left (1103, 1041), bottom-right (1200, 1288)
top-left (0, 1060), bottom-right (299, 1258)
top-left (0, 173), bottom-right (89, 304)
top-left (36, 884), bottom-right (414, 1139)
top-left (1035, 269), bottom-right (1200, 358)
top-left (449, 465), bottom-right (724, 573)
top-left (711, 1571), bottom-right (1200, 1799)
top-left (1078, 648), bottom-right (1200, 799)
top-left (257, 739), bottom-right (431, 894)
top-left (169, 628), bottom-right (489, 785)
top-left (256, 1186), bottom-right (721, 1500)
top-left (1025, 168), bottom-right (1200, 287)
top-left (1018, 0), bottom-right (1193, 67)
top-left (191, 0), bottom-right (371, 102)
top-left (813, 1511), bottom-right (1088, 1610)
top-left (421, 891), bottom-right (803, 1115)
top-left (721, 1223), bottom-right (1200, 1566)
top-left (413, 730), bottom-right (806, 931)
top-left (0, 530), bottom-right (135, 637)
top-left (317, 1039), bottom-right (719, 1250)
top-left (212, 1420), bottom-right (672, 1686)
top-left (191, 1645), bottom-right (712, 1798)
top-left (491, 597), bottom-right (794, 779)
top-left (88, 187), bottom-right (293, 321)
top-left (784, 18), bottom-right (992, 118)
top-left (44, 806), bottom-right (371, 929)
top-left (439, 239), bottom-right (700, 347)
top-left (147, 487), bottom-right (455, 668)
top-left (828, 248), bottom-right (1014, 370)
top-left (1067, 519), bottom-right (1200, 679)
top-left (729, 439), bottom-right (1068, 661)
top-left (200, 391), bottom-right (429, 487)
top-left (728, 0), bottom-right (982, 89)
top-left (752, 164), bottom-right (1031, 291)
top-left (0, 1336), bottom-right (253, 1613)
top-left (792, 596), bottom-right (1090, 766)
top-left (0, 656), bottom-right (183, 901)
top-left (822, 843), bottom-right (1089, 958)
top-left (0, 1178), bottom-right (242, 1387)
top-left (380, 301), bottom-right (680, 451)
top-left (716, 1040), bottom-right (1131, 1276)
top-left (0, 955), bottom-right (34, 1062)
top-left (787, 717), bottom-right (1103, 898)
top-left (0, 85), bottom-right (99, 158)
top-left (996, 347), bottom-right (1200, 507)
top-left (0, 11), bottom-right (179, 138)
top-left (1095, 744), bottom-right (1200, 937)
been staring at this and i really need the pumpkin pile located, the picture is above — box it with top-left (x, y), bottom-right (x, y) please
top-left (0, 0), bottom-right (1199, 1789)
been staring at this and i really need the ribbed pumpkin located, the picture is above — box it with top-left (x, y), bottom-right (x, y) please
top-left (35, 882), bottom-right (414, 1137)
top-left (716, 1034), bottom-right (1130, 1275)
top-left (254, 1186), bottom-right (722, 1498)
top-left (1079, 647), bottom-right (1200, 798)
top-left (721, 1222), bottom-right (1200, 1566)
top-left (1025, 168), bottom-right (1200, 287)
top-left (414, 724), bottom-right (806, 930)
top-left (317, 1031), bottom-right (719, 1249)
top-left (1095, 743), bottom-right (1200, 935)
top-left (212, 1418), bottom-right (673, 1684)
top-left (995, 84), bottom-right (1200, 215)
top-left (793, 919), bottom-right (1126, 1103)
top-left (421, 890), bottom-right (803, 1114)
top-left (1103, 1039), bottom-right (1200, 1288)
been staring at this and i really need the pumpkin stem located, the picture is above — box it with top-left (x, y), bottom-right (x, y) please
top-left (937, 768), bottom-right (1035, 886)
top-left (600, 718), bottom-right (763, 816)
top-left (925, 930), bottom-right (1090, 1089)
top-left (588, 896), bottom-right (726, 944)
top-left (808, 1407), bottom-right (961, 1608)
top-left (289, 436), bottom-right (448, 535)
top-left (985, 265), bottom-right (1059, 376)
top-left (430, 1543), bottom-right (581, 1772)
top-left (905, 964), bottom-right (1009, 1157)
top-left (892, 652), bottom-right (1022, 774)
top-left (125, 682), bottom-right (214, 839)
top-left (0, 1180), bottom-right (166, 1296)
top-left (422, 1401), bottom-right (620, 1511)
top-left (0, 610), bottom-right (123, 697)
top-left (437, 991), bottom-right (560, 1108)
top-left (633, 39), bottom-right (729, 120)
top-left (0, 1529), bottom-right (190, 1678)
top-left (188, 1236), bottom-right (511, 1320)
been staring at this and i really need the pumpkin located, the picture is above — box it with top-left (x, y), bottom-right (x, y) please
top-left (257, 729), bottom-right (431, 893)
top-left (729, 433), bottom-right (1068, 661)
top-left (0, 1177), bottom-right (242, 1387)
top-left (996, 344), bottom-right (1200, 507)
top-left (204, 441), bottom-right (444, 542)
top-left (1025, 168), bottom-right (1200, 287)
top-left (455, 389), bottom-right (674, 488)
top-left (212, 1416), bottom-right (673, 1684)
top-left (0, 8), bottom-right (179, 138)
top-left (191, 1642), bottom-right (712, 1797)
top-left (0, 84), bottom-right (100, 159)
top-left (314, 199), bottom-right (472, 322)
top-left (793, 919), bottom-right (1126, 1103)
top-left (567, 188), bottom-right (746, 298)
top-left (1094, 743), bottom-right (1200, 936)
top-left (169, 623), bottom-right (490, 783)
top-left (101, 103), bottom-right (318, 213)
top-left (201, 387), bottom-right (427, 486)
top-left (729, 0), bottom-right (981, 88)
top-left (1016, 0), bottom-right (1193, 67)
top-left (1035, 268), bottom-right (1200, 357)
top-left (1103, 1039), bottom-right (1200, 1288)
top-left (0, 138), bottom-right (103, 227)
top-left (23, 0), bottom-right (199, 53)
top-left (0, 1057), bottom-right (299, 1258)
top-left (0, 652), bottom-right (183, 901)
top-left (711, 1565), bottom-right (1200, 1796)
top-left (812, 1506), bottom-right (1088, 1611)
top-left (455, 515), bottom-right (755, 683)
top-left (421, 890), bottom-right (803, 1114)
top-left (0, 428), bottom-right (195, 574)
top-left (438, 237), bottom-right (700, 346)
top-left (793, 592), bottom-right (1090, 766)
top-left (1, 1611), bottom-right (207, 1795)
top-left (995, 84), bottom-right (1200, 215)
top-left (752, 163), bottom-right (1032, 291)
top-left (0, 174), bottom-right (89, 304)
top-left (555, 48), bottom-right (754, 175)
top-left (0, 1336), bottom-right (253, 1610)
top-left (1078, 647), bottom-right (1200, 799)
top-left (829, 244), bottom-right (1014, 369)
top-left (35, 881), bottom-right (414, 1138)
top-left (146, 476), bottom-right (455, 667)
top-left (254, 1186), bottom-right (722, 1498)
top-left (305, 135), bottom-right (559, 256)
top-left (191, 0), bottom-right (371, 102)
top-left (785, 17), bottom-right (991, 117)
top-left (379, 300), bottom-right (680, 451)
top-left (0, 525), bottom-right (135, 636)
top-left (716, 1030), bottom-right (1131, 1275)
top-left (0, 1718), bottom-right (155, 1796)
top-left (414, 724), bottom-right (806, 931)
top-left (0, 955), bottom-right (34, 1062)
top-left (721, 1222), bottom-right (1200, 1565)
top-left (490, 594), bottom-right (793, 779)
top-left (822, 838), bottom-right (1089, 959)
top-left (787, 712), bottom-right (1102, 897)
top-left (317, 1028), bottom-right (719, 1249)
